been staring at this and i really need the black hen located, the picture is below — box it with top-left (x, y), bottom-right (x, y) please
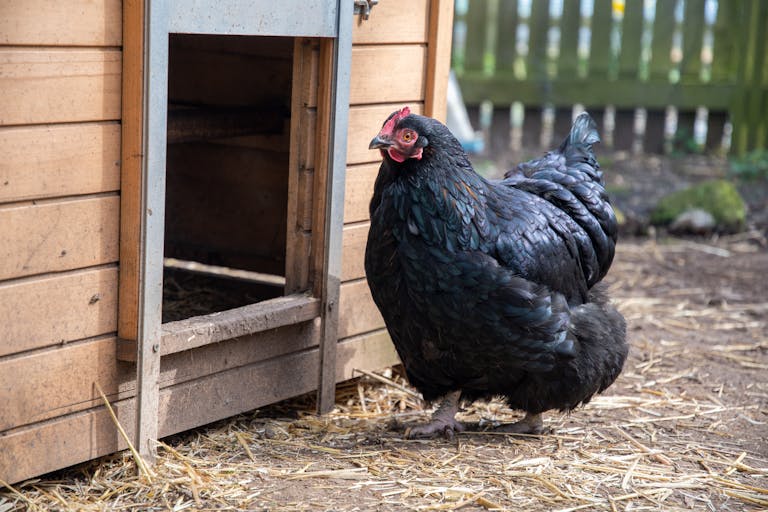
top-left (365, 107), bottom-right (628, 437)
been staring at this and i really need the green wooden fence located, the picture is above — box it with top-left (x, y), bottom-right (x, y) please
top-left (453, 0), bottom-right (768, 154)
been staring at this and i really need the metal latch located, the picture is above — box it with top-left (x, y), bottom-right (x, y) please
top-left (354, 0), bottom-right (378, 20)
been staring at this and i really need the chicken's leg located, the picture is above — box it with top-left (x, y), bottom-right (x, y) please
top-left (494, 412), bottom-right (544, 435)
top-left (405, 390), bottom-right (465, 440)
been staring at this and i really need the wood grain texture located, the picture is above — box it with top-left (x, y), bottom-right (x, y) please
top-left (0, 335), bottom-right (122, 432)
top-left (156, 322), bottom-right (321, 390)
top-left (0, 267), bottom-right (118, 357)
top-left (352, 0), bottom-right (430, 44)
top-left (0, 398), bottom-right (135, 486)
top-left (347, 103), bottom-right (424, 165)
top-left (0, 123), bottom-right (121, 204)
top-left (118, 0), bottom-right (144, 342)
top-left (0, 328), bottom-right (398, 485)
top-left (343, 163), bottom-right (379, 224)
top-left (288, 230), bottom-right (312, 295)
top-left (349, 45), bottom-right (427, 105)
top-left (161, 295), bottom-right (319, 358)
top-left (341, 223), bottom-right (369, 282)
top-left (160, 326), bottom-right (395, 424)
top-left (3, 321), bottom-right (319, 432)
top-left (286, 39), bottom-right (317, 294)
top-left (0, 49), bottom-right (121, 126)
top-left (0, 196), bottom-right (120, 281)
top-left (296, 168), bottom-right (316, 230)
top-left (296, 39), bottom-right (320, 109)
top-left (424, 0), bottom-right (454, 121)
top-left (338, 279), bottom-right (385, 338)
top-left (311, 40), bottom-right (334, 297)
top-left (0, 0), bottom-right (121, 46)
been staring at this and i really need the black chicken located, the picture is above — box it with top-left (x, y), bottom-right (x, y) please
top-left (365, 107), bottom-right (627, 437)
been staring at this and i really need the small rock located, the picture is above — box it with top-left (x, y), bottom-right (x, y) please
top-left (669, 208), bottom-right (716, 234)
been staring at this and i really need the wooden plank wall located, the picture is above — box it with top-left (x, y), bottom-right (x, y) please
top-left (0, 0), bottom-right (123, 482)
top-left (337, 0), bottom-right (452, 372)
top-left (0, 0), bottom-right (452, 484)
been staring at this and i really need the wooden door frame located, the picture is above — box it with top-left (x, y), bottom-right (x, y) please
top-left (119, 0), bottom-right (352, 459)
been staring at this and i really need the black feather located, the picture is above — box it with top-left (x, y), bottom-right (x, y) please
top-left (365, 112), bottom-right (628, 412)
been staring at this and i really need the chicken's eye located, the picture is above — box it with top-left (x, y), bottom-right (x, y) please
top-left (401, 130), bottom-right (415, 142)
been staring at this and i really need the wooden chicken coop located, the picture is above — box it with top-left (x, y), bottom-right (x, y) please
top-left (0, 0), bottom-right (453, 484)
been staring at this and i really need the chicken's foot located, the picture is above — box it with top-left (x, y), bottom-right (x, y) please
top-left (405, 390), bottom-right (464, 440)
top-left (494, 412), bottom-right (544, 435)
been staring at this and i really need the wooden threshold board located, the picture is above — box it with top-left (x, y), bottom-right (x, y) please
top-left (117, 293), bottom-right (320, 361)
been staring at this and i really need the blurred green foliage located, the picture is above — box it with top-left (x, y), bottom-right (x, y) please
top-left (729, 149), bottom-right (768, 181)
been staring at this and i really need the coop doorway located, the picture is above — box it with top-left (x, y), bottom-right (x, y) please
top-left (163, 34), bottom-right (296, 323)
top-left (119, 33), bottom-right (328, 353)
top-left (117, 0), bottom-right (353, 459)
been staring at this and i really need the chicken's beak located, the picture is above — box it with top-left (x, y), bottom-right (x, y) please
top-left (369, 135), bottom-right (392, 150)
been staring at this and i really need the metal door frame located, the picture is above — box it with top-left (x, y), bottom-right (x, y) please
top-left (133, 0), bottom-right (352, 458)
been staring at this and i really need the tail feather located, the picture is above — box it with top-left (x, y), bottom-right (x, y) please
top-left (557, 113), bottom-right (602, 184)
top-left (561, 112), bottom-right (600, 149)
top-left (505, 112), bottom-right (602, 182)
top-left (504, 112), bottom-right (618, 286)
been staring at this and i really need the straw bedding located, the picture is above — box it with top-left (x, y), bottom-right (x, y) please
top-left (2, 236), bottom-right (766, 511)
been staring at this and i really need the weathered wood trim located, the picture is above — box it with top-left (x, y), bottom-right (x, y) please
top-left (0, 0), bottom-right (122, 46)
top-left (0, 267), bottom-right (118, 357)
top-left (0, 48), bottom-right (121, 126)
top-left (349, 45), bottom-right (427, 105)
top-left (0, 123), bottom-right (121, 204)
top-left (424, 0), bottom-right (454, 121)
top-left (312, 40), bottom-right (334, 299)
top-left (317, 37), bottom-right (338, 413)
top-left (118, 0), bottom-right (145, 342)
top-left (285, 39), bottom-right (317, 294)
top-left (157, 322), bottom-right (321, 389)
top-left (0, 196), bottom-right (120, 281)
top-left (131, 0), bottom-right (169, 462)
top-left (286, 38), bottom-right (308, 295)
top-left (0, 328), bottom-right (397, 485)
top-left (317, 0), bottom-right (355, 413)
top-left (116, 294), bottom-right (321, 361)
top-left (296, 166), bottom-right (317, 230)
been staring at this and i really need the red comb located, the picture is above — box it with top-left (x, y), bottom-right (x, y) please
top-left (381, 106), bottom-right (411, 136)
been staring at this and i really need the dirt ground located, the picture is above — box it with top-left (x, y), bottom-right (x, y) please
top-left (2, 155), bottom-right (767, 511)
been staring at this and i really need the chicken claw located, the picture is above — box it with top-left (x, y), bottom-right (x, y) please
top-left (405, 391), bottom-right (464, 440)
top-left (493, 412), bottom-right (544, 435)
top-left (405, 417), bottom-right (465, 440)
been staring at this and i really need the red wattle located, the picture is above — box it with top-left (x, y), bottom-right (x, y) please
top-left (388, 148), bottom-right (407, 163)
top-left (388, 147), bottom-right (422, 162)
